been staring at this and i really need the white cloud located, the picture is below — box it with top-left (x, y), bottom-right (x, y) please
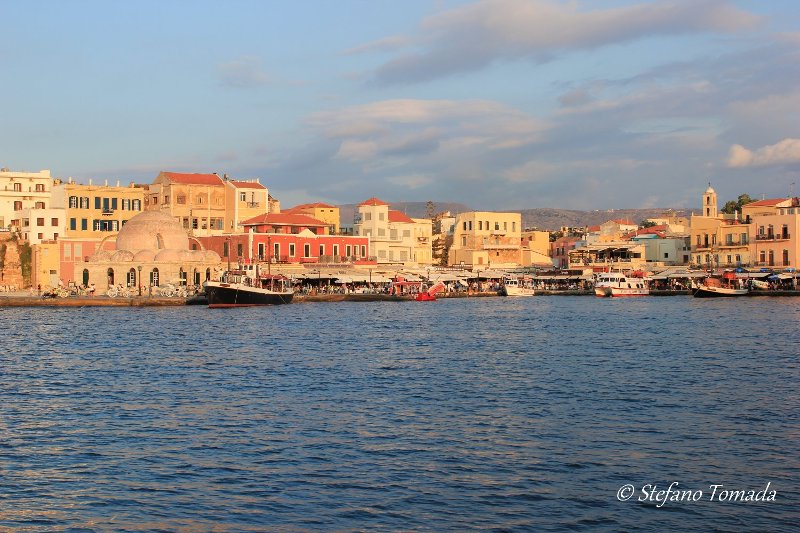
top-left (355, 0), bottom-right (760, 84)
top-left (727, 138), bottom-right (800, 167)
top-left (216, 56), bottom-right (269, 88)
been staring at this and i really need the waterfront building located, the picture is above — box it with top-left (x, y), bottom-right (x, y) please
top-left (284, 203), bottom-right (340, 234)
top-left (567, 241), bottom-right (647, 271)
top-left (0, 168), bottom-right (53, 231)
top-left (16, 207), bottom-right (65, 245)
top-left (520, 229), bottom-right (553, 268)
top-left (599, 219), bottom-right (637, 242)
top-left (147, 171), bottom-right (271, 237)
top-left (742, 198), bottom-right (799, 268)
top-left (74, 210), bottom-right (220, 292)
top-left (690, 185), bottom-right (751, 268)
top-left (551, 236), bottom-right (582, 269)
top-left (198, 213), bottom-right (373, 267)
top-left (51, 179), bottom-right (145, 239)
top-left (448, 211), bottom-right (522, 268)
top-left (354, 197), bottom-right (433, 266)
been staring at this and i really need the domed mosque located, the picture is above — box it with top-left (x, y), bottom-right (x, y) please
top-left (83, 211), bottom-right (221, 292)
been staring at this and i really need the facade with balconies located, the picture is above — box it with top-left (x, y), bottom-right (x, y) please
top-left (448, 211), bottom-right (522, 268)
top-left (690, 185), bottom-right (751, 268)
top-left (743, 198), bottom-right (799, 268)
top-left (0, 168), bottom-right (53, 231)
top-left (353, 197), bottom-right (432, 265)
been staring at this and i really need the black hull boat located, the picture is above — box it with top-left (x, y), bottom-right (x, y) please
top-left (205, 270), bottom-right (293, 308)
top-left (692, 273), bottom-right (749, 298)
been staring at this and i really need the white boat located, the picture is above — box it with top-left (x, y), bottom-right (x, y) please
top-left (499, 277), bottom-right (535, 296)
top-left (594, 272), bottom-right (649, 297)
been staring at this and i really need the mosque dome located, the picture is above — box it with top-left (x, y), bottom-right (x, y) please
top-left (133, 249), bottom-right (157, 262)
top-left (115, 211), bottom-right (189, 253)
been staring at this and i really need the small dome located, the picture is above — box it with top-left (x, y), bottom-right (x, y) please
top-left (154, 249), bottom-right (181, 262)
top-left (111, 250), bottom-right (134, 262)
top-left (116, 211), bottom-right (190, 252)
top-left (202, 250), bottom-right (221, 262)
top-left (133, 249), bottom-right (157, 262)
top-left (705, 184), bottom-right (715, 194)
top-left (89, 249), bottom-right (112, 263)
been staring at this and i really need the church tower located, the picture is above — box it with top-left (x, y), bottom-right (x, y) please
top-left (702, 183), bottom-right (718, 218)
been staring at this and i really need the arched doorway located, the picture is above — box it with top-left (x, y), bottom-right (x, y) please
top-left (82, 269), bottom-right (89, 286)
top-left (205, 268), bottom-right (211, 281)
top-left (127, 268), bottom-right (137, 288)
top-left (150, 268), bottom-right (160, 287)
top-left (107, 268), bottom-right (115, 286)
top-left (179, 267), bottom-right (187, 286)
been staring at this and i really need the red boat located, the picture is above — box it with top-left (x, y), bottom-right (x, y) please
top-left (415, 281), bottom-right (445, 302)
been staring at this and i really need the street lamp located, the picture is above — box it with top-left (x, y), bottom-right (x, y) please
top-left (137, 265), bottom-right (142, 296)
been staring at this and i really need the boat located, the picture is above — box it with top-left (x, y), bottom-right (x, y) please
top-left (594, 272), bottom-right (649, 297)
top-left (692, 273), bottom-right (749, 298)
top-left (415, 281), bottom-right (445, 301)
top-left (498, 277), bottom-right (535, 296)
top-left (205, 269), bottom-right (293, 307)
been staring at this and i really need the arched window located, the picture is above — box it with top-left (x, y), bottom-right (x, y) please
top-left (150, 268), bottom-right (160, 287)
top-left (179, 267), bottom-right (187, 286)
top-left (127, 268), bottom-right (137, 288)
top-left (82, 269), bottom-right (89, 286)
top-left (205, 268), bottom-right (211, 281)
top-left (107, 268), bottom-right (115, 286)
top-left (194, 269), bottom-right (200, 286)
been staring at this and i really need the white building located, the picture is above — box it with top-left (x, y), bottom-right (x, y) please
top-left (0, 168), bottom-right (53, 230)
top-left (354, 197), bottom-right (432, 265)
top-left (17, 207), bottom-right (66, 244)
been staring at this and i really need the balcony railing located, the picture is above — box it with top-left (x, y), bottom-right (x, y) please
top-left (755, 233), bottom-right (790, 241)
top-left (246, 202), bottom-right (260, 208)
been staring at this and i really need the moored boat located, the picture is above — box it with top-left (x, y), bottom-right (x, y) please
top-left (205, 269), bottom-right (293, 307)
top-left (498, 277), bottom-right (535, 296)
top-left (594, 272), bottom-right (649, 297)
top-left (692, 273), bottom-right (749, 298)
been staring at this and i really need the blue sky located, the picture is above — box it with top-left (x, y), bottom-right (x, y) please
top-left (2, 0), bottom-right (799, 210)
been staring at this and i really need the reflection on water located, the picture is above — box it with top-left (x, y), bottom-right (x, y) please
top-left (0, 298), bottom-right (798, 531)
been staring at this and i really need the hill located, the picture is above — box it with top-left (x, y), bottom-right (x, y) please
top-left (335, 202), bottom-right (693, 230)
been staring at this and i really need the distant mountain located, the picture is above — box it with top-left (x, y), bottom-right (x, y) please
top-left (337, 201), bottom-right (472, 226)
top-left (336, 201), bottom-right (693, 231)
top-left (518, 208), bottom-right (694, 231)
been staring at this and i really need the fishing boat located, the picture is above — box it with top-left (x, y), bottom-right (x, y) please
top-left (415, 281), bottom-right (445, 301)
top-left (205, 268), bottom-right (293, 307)
top-left (498, 277), bottom-right (535, 296)
top-left (692, 272), bottom-right (749, 298)
top-left (594, 272), bottom-right (649, 297)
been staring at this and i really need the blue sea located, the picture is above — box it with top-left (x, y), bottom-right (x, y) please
top-left (1, 296), bottom-right (798, 532)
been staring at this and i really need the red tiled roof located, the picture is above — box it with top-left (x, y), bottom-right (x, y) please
top-left (743, 198), bottom-right (785, 207)
top-left (388, 210), bottom-right (414, 223)
top-left (160, 172), bottom-right (224, 186)
top-left (623, 225), bottom-right (668, 240)
top-left (230, 180), bottom-right (265, 189)
top-left (587, 225), bottom-right (601, 232)
top-left (359, 197), bottom-right (388, 206)
top-left (291, 202), bottom-right (336, 209)
top-left (241, 213), bottom-right (327, 227)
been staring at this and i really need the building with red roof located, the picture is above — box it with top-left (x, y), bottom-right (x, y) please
top-left (354, 197), bottom-right (432, 265)
top-left (284, 202), bottom-right (340, 234)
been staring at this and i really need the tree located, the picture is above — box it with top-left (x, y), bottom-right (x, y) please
top-left (639, 220), bottom-right (657, 228)
top-left (721, 194), bottom-right (753, 214)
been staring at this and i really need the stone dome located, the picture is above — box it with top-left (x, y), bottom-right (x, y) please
top-left (133, 249), bottom-right (157, 262)
top-left (116, 211), bottom-right (189, 253)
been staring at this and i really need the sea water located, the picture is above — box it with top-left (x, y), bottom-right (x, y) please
top-left (0, 297), bottom-right (797, 531)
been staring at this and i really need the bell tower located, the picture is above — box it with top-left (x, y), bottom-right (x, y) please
top-left (702, 183), bottom-right (718, 218)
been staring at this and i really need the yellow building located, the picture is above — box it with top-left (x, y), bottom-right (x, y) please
top-left (448, 211), bottom-right (522, 268)
top-left (411, 217), bottom-right (433, 265)
top-left (225, 179), bottom-right (271, 233)
top-left (690, 185), bottom-right (751, 268)
top-left (520, 229), bottom-right (553, 267)
top-left (51, 179), bottom-right (145, 238)
top-left (285, 202), bottom-right (339, 234)
top-left (742, 198), bottom-right (799, 268)
top-left (31, 241), bottom-right (62, 289)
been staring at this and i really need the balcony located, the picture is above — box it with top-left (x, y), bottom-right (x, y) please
top-left (755, 233), bottom-right (790, 241)
top-left (246, 202), bottom-right (260, 208)
top-left (101, 209), bottom-right (115, 216)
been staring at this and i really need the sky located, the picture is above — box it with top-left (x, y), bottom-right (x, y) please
top-left (1, 0), bottom-right (799, 211)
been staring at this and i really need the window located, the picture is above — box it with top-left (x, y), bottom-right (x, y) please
top-left (360, 245), bottom-right (366, 257)
top-left (741, 232), bottom-right (748, 245)
top-left (726, 234), bottom-right (733, 245)
top-left (81, 197), bottom-right (89, 209)
top-left (512, 222), bottom-right (516, 231)
top-left (127, 268), bottom-right (137, 288)
top-left (197, 195), bottom-right (203, 204)
top-left (289, 243), bottom-right (296, 257)
top-left (784, 250), bottom-right (790, 266)
top-left (95, 197), bottom-right (101, 209)
top-left (332, 245), bottom-right (339, 257)
top-left (463, 221), bottom-right (467, 231)
top-left (111, 198), bottom-right (118, 210)
top-left (495, 222), bottom-right (500, 231)
top-left (304, 244), bottom-right (311, 258)
top-left (735, 254), bottom-right (741, 264)
top-left (81, 219), bottom-right (88, 231)
top-left (36, 218), bottom-right (45, 226)
top-left (760, 251), bottom-right (766, 263)
top-left (150, 268), bottom-right (160, 286)
top-left (132, 199), bottom-right (141, 211)
top-left (51, 218), bottom-right (58, 226)
top-left (237, 243), bottom-right (243, 257)
top-left (223, 242), bottom-right (229, 257)
top-left (13, 183), bottom-right (21, 192)
top-left (37, 233), bottom-right (43, 240)
top-left (13, 201), bottom-right (22, 211)
top-left (122, 199), bottom-right (130, 210)
top-left (768, 251), bottom-right (775, 266)
top-left (365, 212), bottom-right (371, 221)
top-left (35, 184), bottom-right (45, 192)
top-left (240, 193), bottom-right (246, 202)
top-left (70, 218), bottom-right (77, 230)
top-left (163, 195), bottom-right (169, 205)
top-left (346, 245), bottom-right (351, 257)
top-left (378, 212), bottom-right (384, 221)
top-left (478, 221), bottom-right (483, 230)
top-left (274, 243), bottom-right (280, 260)
top-left (319, 244), bottom-right (325, 256)
top-left (152, 196), bottom-right (158, 205)
top-left (69, 196), bottom-right (78, 208)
